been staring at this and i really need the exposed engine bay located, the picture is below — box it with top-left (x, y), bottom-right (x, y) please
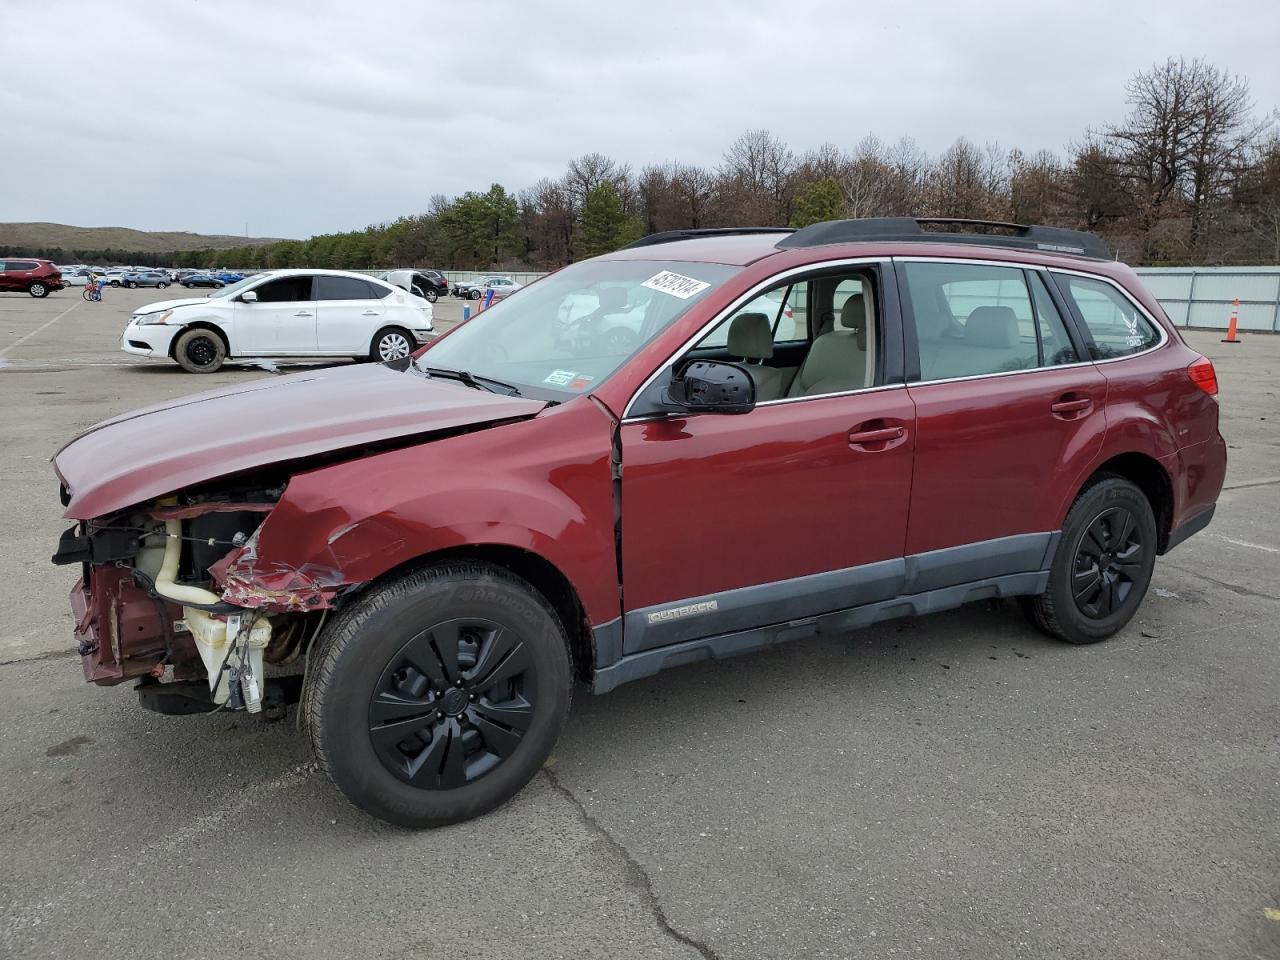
top-left (53, 480), bottom-right (323, 718)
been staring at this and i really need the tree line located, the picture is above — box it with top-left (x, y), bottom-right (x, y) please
top-left (17, 57), bottom-right (1280, 271)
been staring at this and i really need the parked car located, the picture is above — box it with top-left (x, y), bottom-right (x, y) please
top-left (452, 275), bottom-right (522, 300)
top-left (102, 269), bottom-right (131, 287)
top-left (61, 268), bottom-right (91, 287)
top-left (50, 218), bottom-right (1225, 828)
top-left (121, 270), bottom-right (171, 289)
top-left (181, 273), bottom-right (224, 289)
top-left (215, 271), bottom-right (244, 284)
top-left (381, 269), bottom-right (449, 302)
top-left (117, 268), bottom-right (434, 372)
top-left (0, 258), bottom-right (64, 297)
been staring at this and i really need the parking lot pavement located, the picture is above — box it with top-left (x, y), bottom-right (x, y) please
top-left (1, 288), bottom-right (1278, 959)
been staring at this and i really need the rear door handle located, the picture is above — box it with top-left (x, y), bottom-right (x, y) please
top-left (294, 311), bottom-right (312, 317)
top-left (1051, 394), bottom-right (1093, 419)
top-left (362, 310), bottom-right (379, 316)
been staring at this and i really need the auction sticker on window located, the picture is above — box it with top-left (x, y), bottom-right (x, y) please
top-left (641, 270), bottom-right (711, 300)
top-left (543, 369), bottom-right (579, 386)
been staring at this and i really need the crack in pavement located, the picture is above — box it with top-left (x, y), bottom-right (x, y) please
top-left (0, 647), bottom-right (79, 667)
top-left (1222, 476), bottom-right (1280, 491)
top-left (542, 768), bottom-right (720, 960)
top-left (1164, 563), bottom-right (1280, 602)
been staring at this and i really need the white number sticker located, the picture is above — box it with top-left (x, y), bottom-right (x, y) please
top-left (641, 271), bottom-right (711, 300)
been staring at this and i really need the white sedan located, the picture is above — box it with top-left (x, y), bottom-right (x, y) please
top-left (453, 276), bottom-right (523, 300)
top-left (121, 269), bottom-right (434, 373)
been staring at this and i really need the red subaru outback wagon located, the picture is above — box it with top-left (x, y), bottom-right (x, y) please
top-left (51, 218), bottom-right (1225, 826)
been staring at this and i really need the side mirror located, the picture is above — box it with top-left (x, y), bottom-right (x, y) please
top-left (240, 290), bottom-right (258, 303)
top-left (665, 360), bottom-right (755, 414)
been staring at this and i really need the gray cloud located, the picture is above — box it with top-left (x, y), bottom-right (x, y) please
top-left (3, 0), bottom-right (1277, 238)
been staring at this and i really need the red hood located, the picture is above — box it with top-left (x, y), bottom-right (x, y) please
top-left (55, 364), bottom-right (546, 519)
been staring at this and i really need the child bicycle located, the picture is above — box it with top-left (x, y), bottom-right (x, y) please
top-left (82, 278), bottom-right (104, 301)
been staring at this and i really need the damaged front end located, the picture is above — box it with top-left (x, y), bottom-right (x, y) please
top-left (53, 482), bottom-right (323, 718)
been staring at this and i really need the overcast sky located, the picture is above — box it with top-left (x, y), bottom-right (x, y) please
top-left (3, 0), bottom-right (1277, 239)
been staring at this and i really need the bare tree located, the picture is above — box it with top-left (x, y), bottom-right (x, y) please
top-left (718, 129), bottom-right (797, 224)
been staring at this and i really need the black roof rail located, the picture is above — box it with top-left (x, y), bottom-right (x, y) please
top-left (620, 227), bottom-right (795, 250)
top-left (776, 217), bottom-right (1112, 260)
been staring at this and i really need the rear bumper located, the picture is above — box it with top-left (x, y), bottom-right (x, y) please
top-left (1166, 504), bottom-right (1215, 553)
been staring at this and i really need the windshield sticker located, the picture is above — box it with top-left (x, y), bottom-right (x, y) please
top-left (569, 375), bottom-right (594, 390)
top-left (543, 369), bottom-right (578, 386)
top-left (641, 271), bottom-right (711, 300)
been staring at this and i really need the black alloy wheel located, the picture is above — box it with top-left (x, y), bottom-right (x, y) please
top-left (1071, 506), bottom-right (1145, 619)
top-left (368, 617), bottom-right (535, 789)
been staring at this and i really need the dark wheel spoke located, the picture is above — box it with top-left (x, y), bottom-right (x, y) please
top-left (468, 627), bottom-right (520, 685)
top-left (437, 721), bottom-right (468, 788)
top-left (1102, 577), bottom-right (1119, 616)
top-left (405, 723), bottom-right (451, 785)
top-left (370, 713), bottom-right (434, 752)
top-left (369, 690), bottom-right (436, 725)
top-left (472, 713), bottom-right (524, 758)
top-left (428, 622), bottom-right (463, 684)
top-left (472, 695), bottom-right (534, 731)
top-left (1113, 510), bottom-right (1134, 550)
top-left (1073, 570), bottom-right (1102, 602)
top-left (1083, 521), bottom-right (1107, 558)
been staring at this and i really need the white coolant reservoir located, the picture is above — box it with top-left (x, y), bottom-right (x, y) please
top-left (181, 607), bottom-right (271, 710)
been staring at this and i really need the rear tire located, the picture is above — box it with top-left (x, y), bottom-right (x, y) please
top-left (304, 562), bottom-right (573, 827)
top-left (157, 281), bottom-right (168, 289)
top-left (173, 327), bottom-right (226, 373)
top-left (28, 282), bottom-right (48, 298)
top-left (1022, 475), bottom-right (1156, 644)
top-left (425, 290), bottom-right (438, 303)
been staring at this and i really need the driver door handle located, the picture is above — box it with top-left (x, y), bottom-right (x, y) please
top-left (294, 311), bottom-right (312, 317)
top-left (848, 426), bottom-right (904, 444)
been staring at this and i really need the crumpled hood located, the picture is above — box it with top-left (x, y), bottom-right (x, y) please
top-left (54, 363), bottom-right (546, 519)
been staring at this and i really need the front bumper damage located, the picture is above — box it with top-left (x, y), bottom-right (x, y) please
top-left (54, 493), bottom-right (338, 717)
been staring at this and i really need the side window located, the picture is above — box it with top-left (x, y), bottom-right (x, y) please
top-left (254, 276), bottom-right (313, 303)
top-left (698, 281), bottom-right (807, 350)
top-left (1029, 273), bottom-right (1078, 367)
top-left (693, 271), bottom-right (878, 400)
top-left (904, 261), bottom-right (1040, 380)
top-left (1055, 274), bottom-right (1161, 359)
top-left (314, 276), bottom-right (374, 300)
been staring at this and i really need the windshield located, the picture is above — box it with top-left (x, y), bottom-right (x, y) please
top-left (211, 274), bottom-right (265, 298)
top-left (417, 259), bottom-right (737, 398)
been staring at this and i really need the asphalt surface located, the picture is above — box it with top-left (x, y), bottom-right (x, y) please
top-left (1, 286), bottom-right (1278, 959)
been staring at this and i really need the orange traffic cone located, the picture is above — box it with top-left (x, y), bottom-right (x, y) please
top-left (1222, 297), bottom-right (1242, 344)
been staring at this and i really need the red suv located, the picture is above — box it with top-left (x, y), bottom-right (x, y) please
top-left (1, 258), bottom-right (64, 297)
top-left (51, 218), bottom-right (1226, 826)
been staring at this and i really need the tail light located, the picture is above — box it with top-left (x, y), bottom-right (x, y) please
top-left (1187, 356), bottom-right (1218, 396)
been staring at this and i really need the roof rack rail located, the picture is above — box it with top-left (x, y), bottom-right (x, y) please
top-left (621, 227), bottom-right (795, 250)
top-left (776, 217), bottom-right (1112, 260)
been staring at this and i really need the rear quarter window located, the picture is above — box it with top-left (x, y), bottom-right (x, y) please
top-left (1055, 274), bottom-right (1161, 359)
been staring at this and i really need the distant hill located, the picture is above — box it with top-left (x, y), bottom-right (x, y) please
top-left (0, 222), bottom-right (288, 254)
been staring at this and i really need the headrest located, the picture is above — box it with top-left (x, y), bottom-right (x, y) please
top-left (965, 306), bottom-right (1020, 348)
top-left (597, 286), bottom-right (627, 311)
top-left (726, 311), bottom-right (774, 360)
top-left (838, 293), bottom-right (865, 331)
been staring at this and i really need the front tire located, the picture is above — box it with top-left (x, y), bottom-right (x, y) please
top-left (1022, 476), bottom-right (1157, 644)
top-left (172, 327), bottom-right (226, 373)
top-left (304, 562), bottom-right (573, 827)
top-left (468, 289), bottom-right (482, 300)
top-left (157, 281), bottom-right (168, 289)
top-left (371, 326), bottom-right (413, 362)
